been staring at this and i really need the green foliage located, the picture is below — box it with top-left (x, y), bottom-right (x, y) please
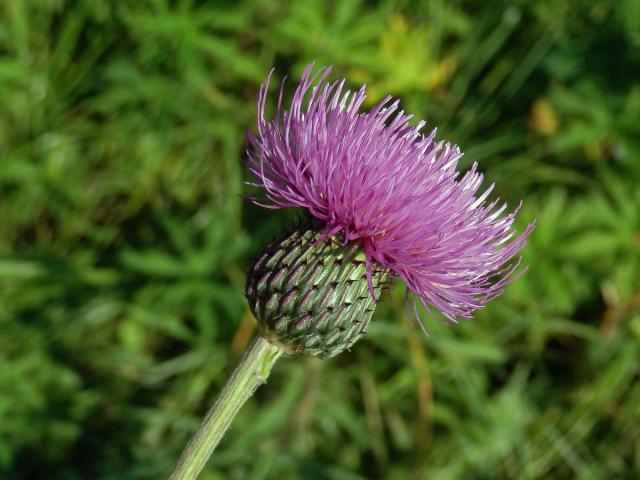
top-left (1, 0), bottom-right (639, 478)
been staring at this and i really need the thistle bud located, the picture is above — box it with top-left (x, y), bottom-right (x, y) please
top-left (245, 228), bottom-right (388, 358)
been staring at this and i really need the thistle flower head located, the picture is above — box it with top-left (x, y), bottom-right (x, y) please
top-left (246, 63), bottom-right (534, 338)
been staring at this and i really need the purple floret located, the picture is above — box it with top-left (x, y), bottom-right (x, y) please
top-left (247, 63), bottom-right (535, 324)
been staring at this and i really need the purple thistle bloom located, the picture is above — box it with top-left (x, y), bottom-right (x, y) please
top-left (247, 63), bottom-right (535, 324)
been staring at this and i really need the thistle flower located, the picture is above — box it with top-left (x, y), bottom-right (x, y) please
top-left (245, 63), bottom-right (534, 355)
top-left (170, 65), bottom-right (536, 478)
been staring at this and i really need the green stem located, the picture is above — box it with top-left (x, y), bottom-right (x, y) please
top-left (169, 335), bottom-right (283, 480)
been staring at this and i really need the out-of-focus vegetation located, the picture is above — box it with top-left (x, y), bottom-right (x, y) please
top-left (1, 0), bottom-right (639, 478)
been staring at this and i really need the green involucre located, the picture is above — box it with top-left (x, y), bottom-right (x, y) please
top-left (246, 228), bottom-right (389, 358)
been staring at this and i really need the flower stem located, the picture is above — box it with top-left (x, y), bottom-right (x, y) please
top-left (169, 335), bottom-right (283, 480)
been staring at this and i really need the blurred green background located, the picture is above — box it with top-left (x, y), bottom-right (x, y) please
top-left (1, 0), bottom-right (640, 478)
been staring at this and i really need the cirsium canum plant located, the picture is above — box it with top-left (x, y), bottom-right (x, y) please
top-left (169, 64), bottom-right (535, 479)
